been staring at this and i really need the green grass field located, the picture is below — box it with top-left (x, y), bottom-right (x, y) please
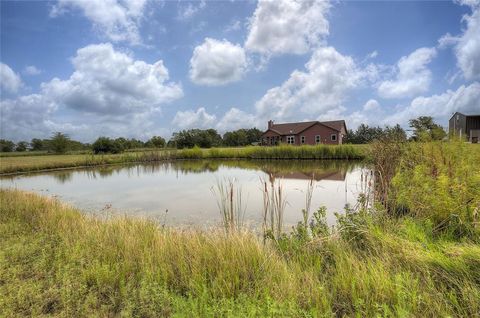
top-left (0, 144), bottom-right (367, 174)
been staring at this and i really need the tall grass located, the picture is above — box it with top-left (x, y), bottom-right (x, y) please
top-left (2, 141), bottom-right (479, 316)
top-left (2, 189), bottom-right (480, 316)
top-left (212, 179), bottom-right (246, 232)
top-left (1, 144), bottom-right (365, 174)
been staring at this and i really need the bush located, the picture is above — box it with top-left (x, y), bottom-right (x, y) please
top-left (92, 137), bottom-right (125, 154)
top-left (0, 139), bottom-right (15, 152)
top-left (392, 141), bottom-right (480, 238)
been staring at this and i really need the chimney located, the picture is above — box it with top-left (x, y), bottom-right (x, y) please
top-left (268, 120), bottom-right (273, 129)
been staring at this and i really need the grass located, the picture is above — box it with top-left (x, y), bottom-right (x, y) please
top-left (1, 189), bottom-right (479, 317)
top-left (1, 141), bottom-right (478, 316)
top-left (0, 144), bottom-right (366, 174)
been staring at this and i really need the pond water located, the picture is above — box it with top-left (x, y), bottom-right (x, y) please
top-left (1, 160), bottom-right (371, 229)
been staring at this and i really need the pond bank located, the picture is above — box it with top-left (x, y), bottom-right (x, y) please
top-left (0, 144), bottom-right (366, 175)
top-left (1, 188), bottom-right (479, 317)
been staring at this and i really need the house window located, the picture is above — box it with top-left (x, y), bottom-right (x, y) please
top-left (301, 136), bottom-right (305, 144)
top-left (331, 134), bottom-right (337, 141)
top-left (315, 135), bottom-right (321, 144)
top-left (270, 137), bottom-right (275, 145)
top-left (287, 136), bottom-right (295, 144)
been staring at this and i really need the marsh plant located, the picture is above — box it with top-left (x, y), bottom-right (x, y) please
top-left (261, 177), bottom-right (287, 240)
top-left (212, 178), bottom-right (246, 232)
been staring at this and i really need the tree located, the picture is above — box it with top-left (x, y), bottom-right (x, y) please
top-left (15, 141), bottom-right (28, 152)
top-left (344, 124), bottom-right (385, 144)
top-left (30, 138), bottom-right (45, 151)
top-left (383, 124), bottom-right (407, 142)
top-left (408, 116), bottom-right (446, 141)
top-left (223, 128), bottom-right (262, 146)
top-left (0, 139), bottom-right (15, 152)
top-left (92, 137), bottom-right (124, 154)
top-left (170, 129), bottom-right (222, 149)
top-left (49, 132), bottom-right (71, 154)
top-left (146, 136), bottom-right (166, 148)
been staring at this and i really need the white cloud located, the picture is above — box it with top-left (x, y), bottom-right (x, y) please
top-left (0, 94), bottom-right (57, 141)
top-left (454, 4), bottom-right (480, 80)
top-left (43, 43), bottom-right (183, 115)
top-left (362, 99), bottom-right (380, 112)
top-left (245, 0), bottom-right (331, 56)
top-left (215, 108), bottom-right (258, 131)
top-left (23, 65), bottom-right (42, 76)
top-left (172, 106), bottom-right (259, 132)
top-left (378, 47), bottom-right (437, 99)
top-left (1, 43), bottom-right (183, 141)
top-left (225, 19), bottom-right (242, 32)
top-left (367, 51), bottom-right (378, 59)
top-left (177, 0), bottom-right (206, 20)
top-left (189, 38), bottom-right (247, 86)
top-left (172, 107), bottom-right (216, 129)
top-left (50, 0), bottom-right (147, 44)
top-left (438, 33), bottom-right (459, 49)
top-left (0, 63), bottom-right (22, 94)
top-left (255, 46), bottom-right (362, 121)
top-left (382, 82), bottom-right (480, 126)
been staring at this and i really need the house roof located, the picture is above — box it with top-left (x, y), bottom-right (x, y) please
top-left (320, 120), bottom-right (347, 132)
top-left (265, 120), bottom-right (346, 135)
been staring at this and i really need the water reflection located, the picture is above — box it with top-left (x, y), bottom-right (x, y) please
top-left (1, 160), bottom-right (370, 228)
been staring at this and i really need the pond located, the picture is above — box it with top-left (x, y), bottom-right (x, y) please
top-left (1, 160), bottom-right (372, 229)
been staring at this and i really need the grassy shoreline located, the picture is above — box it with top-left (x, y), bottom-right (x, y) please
top-left (0, 144), bottom-right (366, 175)
top-left (1, 189), bottom-right (479, 316)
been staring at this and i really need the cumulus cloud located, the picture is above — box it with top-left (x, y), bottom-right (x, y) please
top-left (0, 94), bottom-right (57, 141)
top-left (215, 108), bottom-right (258, 131)
top-left (1, 43), bottom-right (183, 141)
top-left (255, 46), bottom-right (362, 121)
top-left (0, 63), bottom-right (22, 94)
top-left (172, 107), bottom-right (217, 129)
top-left (50, 0), bottom-right (147, 44)
top-left (382, 82), bottom-right (480, 126)
top-left (454, 3), bottom-right (480, 80)
top-left (172, 107), bottom-right (259, 132)
top-left (189, 38), bottom-right (247, 86)
top-left (23, 65), bottom-right (42, 76)
top-left (245, 0), bottom-right (330, 56)
top-left (378, 47), bottom-right (437, 99)
top-left (43, 43), bottom-right (183, 115)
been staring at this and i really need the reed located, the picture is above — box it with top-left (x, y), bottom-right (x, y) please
top-left (260, 178), bottom-right (287, 240)
top-left (212, 179), bottom-right (246, 232)
top-left (1, 144), bottom-right (365, 174)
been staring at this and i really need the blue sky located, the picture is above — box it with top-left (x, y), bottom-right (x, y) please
top-left (1, 0), bottom-right (479, 142)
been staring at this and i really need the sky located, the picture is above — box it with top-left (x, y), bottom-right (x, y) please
top-left (1, 0), bottom-right (479, 142)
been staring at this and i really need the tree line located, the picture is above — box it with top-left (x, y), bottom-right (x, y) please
top-left (344, 116), bottom-right (447, 144)
top-left (0, 116), bottom-right (448, 154)
top-left (0, 128), bottom-right (264, 154)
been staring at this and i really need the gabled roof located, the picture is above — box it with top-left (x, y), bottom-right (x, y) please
top-left (264, 120), bottom-right (346, 135)
top-left (320, 120), bottom-right (347, 132)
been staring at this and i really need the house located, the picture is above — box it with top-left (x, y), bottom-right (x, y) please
top-left (261, 120), bottom-right (347, 146)
top-left (448, 112), bottom-right (480, 143)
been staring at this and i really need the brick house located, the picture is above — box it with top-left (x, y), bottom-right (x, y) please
top-left (261, 120), bottom-right (347, 146)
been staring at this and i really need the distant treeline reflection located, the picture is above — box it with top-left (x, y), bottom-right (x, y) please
top-left (8, 160), bottom-right (361, 184)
